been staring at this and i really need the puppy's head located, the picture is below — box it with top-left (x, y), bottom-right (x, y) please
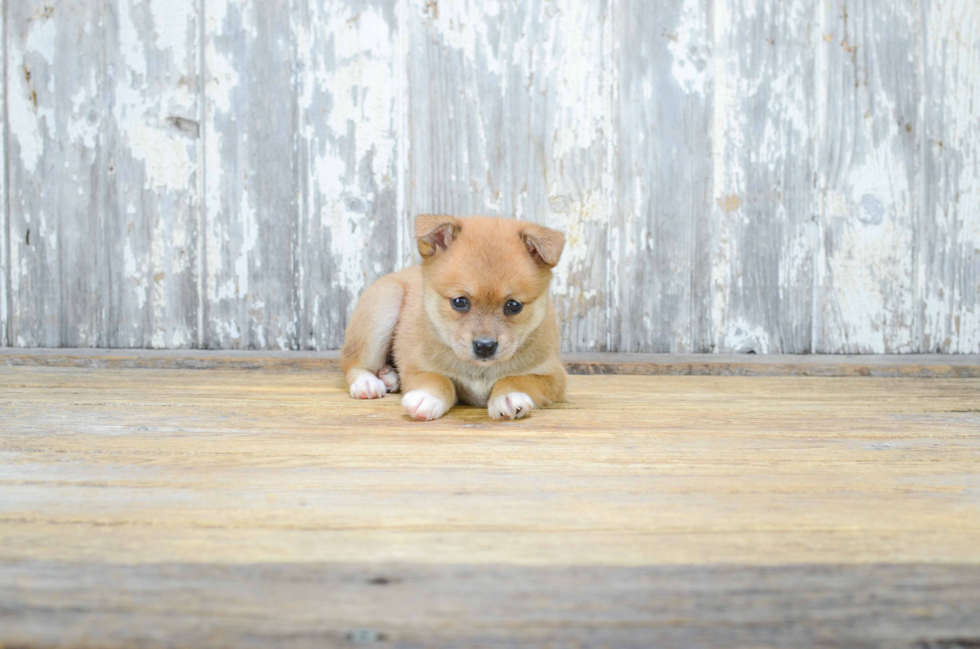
top-left (416, 215), bottom-right (564, 365)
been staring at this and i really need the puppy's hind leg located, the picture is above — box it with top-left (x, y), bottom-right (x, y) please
top-left (342, 276), bottom-right (405, 399)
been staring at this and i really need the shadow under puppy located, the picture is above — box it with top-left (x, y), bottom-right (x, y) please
top-left (341, 214), bottom-right (567, 421)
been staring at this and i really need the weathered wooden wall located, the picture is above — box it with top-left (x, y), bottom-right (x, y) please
top-left (2, 0), bottom-right (978, 352)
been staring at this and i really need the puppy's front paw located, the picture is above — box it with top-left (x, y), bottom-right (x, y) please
top-left (377, 365), bottom-right (399, 393)
top-left (350, 372), bottom-right (388, 399)
top-left (401, 390), bottom-right (447, 421)
top-left (488, 392), bottom-right (534, 420)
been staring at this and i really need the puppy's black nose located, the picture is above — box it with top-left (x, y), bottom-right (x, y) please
top-left (473, 338), bottom-right (498, 359)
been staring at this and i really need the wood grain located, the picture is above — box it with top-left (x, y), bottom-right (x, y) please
top-left (4, 562), bottom-right (980, 648)
top-left (103, 0), bottom-right (201, 348)
top-left (612, 0), bottom-right (713, 353)
top-left (711, 0), bottom-right (817, 353)
top-left (203, 1), bottom-right (298, 349)
top-left (0, 0), bottom-right (6, 347)
top-left (295, 0), bottom-right (401, 351)
top-left (7, 0), bottom-right (107, 347)
top-left (920, 0), bottom-right (980, 353)
top-left (815, 0), bottom-right (922, 353)
top-left (1, 365), bottom-right (979, 645)
top-left (2, 348), bottom-right (979, 377)
top-left (0, 1), bottom-right (978, 353)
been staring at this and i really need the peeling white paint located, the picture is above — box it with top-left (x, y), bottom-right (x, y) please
top-left (549, 188), bottom-right (606, 299)
top-left (236, 189), bottom-right (258, 299)
top-left (8, 42), bottom-right (50, 174)
top-left (0, 2), bottom-right (5, 344)
top-left (548, 0), bottom-right (606, 161)
top-left (422, 0), bottom-right (503, 77)
top-left (919, 0), bottom-right (980, 353)
top-left (124, 240), bottom-right (150, 311)
top-left (299, 1), bottom-right (399, 310)
top-left (4, 0), bottom-right (978, 353)
top-left (669, 0), bottom-right (710, 96)
top-left (113, 0), bottom-right (196, 192)
top-left (824, 219), bottom-right (916, 353)
top-left (149, 0), bottom-right (194, 65)
top-left (815, 0), bottom-right (921, 353)
top-left (710, 0), bottom-right (733, 351)
top-left (723, 317), bottom-right (772, 354)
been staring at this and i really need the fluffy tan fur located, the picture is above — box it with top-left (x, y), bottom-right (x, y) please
top-left (341, 215), bottom-right (567, 421)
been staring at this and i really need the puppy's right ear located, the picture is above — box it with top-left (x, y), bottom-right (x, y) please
top-left (415, 214), bottom-right (460, 258)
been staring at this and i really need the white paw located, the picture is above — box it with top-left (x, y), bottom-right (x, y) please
top-left (488, 392), bottom-right (534, 420)
top-left (377, 365), bottom-right (399, 393)
top-left (350, 372), bottom-right (388, 399)
top-left (401, 390), bottom-right (447, 421)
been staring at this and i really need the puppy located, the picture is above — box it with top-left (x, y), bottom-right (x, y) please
top-left (341, 214), bottom-right (567, 421)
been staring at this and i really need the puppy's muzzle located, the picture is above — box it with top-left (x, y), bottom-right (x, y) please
top-left (473, 338), bottom-right (498, 359)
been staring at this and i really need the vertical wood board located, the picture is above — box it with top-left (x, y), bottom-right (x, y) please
top-left (407, 0), bottom-right (611, 352)
top-left (612, 0), bottom-right (713, 352)
top-left (1, 0), bottom-right (7, 346)
top-left (710, 0), bottom-right (817, 353)
top-left (103, 0), bottom-right (201, 348)
top-left (919, 0), bottom-right (980, 353)
top-left (815, 0), bottom-right (922, 353)
top-left (294, 0), bottom-right (400, 350)
top-left (203, 1), bottom-right (298, 349)
top-left (7, 0), bottom-right (107, 347)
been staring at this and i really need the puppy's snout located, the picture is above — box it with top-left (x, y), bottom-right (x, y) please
top-left (473, 338), bottom-right (498, 359)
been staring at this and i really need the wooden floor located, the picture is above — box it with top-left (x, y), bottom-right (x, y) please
top-left (2, 360), bottom-right (980, 647)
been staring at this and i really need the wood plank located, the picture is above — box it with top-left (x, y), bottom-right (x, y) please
top-left (294, 0), bottom-right (401, 350)
top-left (1, 368), bottom-right (979, 567)
top-left (0, 0), bottom-right (6, 347)
top-left (203, 1), bottom-right (298, 349)
top-left (711, 0), bottom-right (816, 353)
top-left (3, 561), bottom-right (980, 648)
top-left (815, 0), bottom-right (922, 353)
top-left (612, 0), bottom-right (712, 352)
top-left (920, 0), bottom-right (980, 353)
top-left (407, 0), bottom-right (611, 352)
top-left (561, 351), bottom-right (980, 377)
top-left (1, 348), bottom-right (979, 377)
top-left (102, 0), bottom-right (201, 348)
top-left (6, 0), bottom-right (107, 347)
top-left (1, 367), bottom-right (979, 645)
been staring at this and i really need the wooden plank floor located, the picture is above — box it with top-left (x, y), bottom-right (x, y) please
top-left (1, 363), bottom-right (980, 647)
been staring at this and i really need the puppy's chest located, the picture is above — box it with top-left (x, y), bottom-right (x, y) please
top-left (452, 374), bottom-right (496, 408)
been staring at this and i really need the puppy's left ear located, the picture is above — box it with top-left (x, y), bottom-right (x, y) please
top-left (415, 214), bottom-right (460, 258)
top-left (521, 223), bottom-right (565, 267)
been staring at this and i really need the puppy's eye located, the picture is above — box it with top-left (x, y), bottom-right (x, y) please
top-left (451, 296), bottom-right (470, 312)
top-left (504, 299), bottom-right (523, 315)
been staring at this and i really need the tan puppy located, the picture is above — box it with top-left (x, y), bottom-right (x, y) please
top-left (341, 215), bottom-right (567, 421)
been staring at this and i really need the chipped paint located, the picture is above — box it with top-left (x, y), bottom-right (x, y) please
top-left (303, 3), bottom-right (396, 299)
top-left (547, 1), bottom-right (606, 162)
top-left (2, 0), bottom-right (979, 352)
top-left (668, 0), bottom-right (710, 95)
top-left (816, 0), bottom-right (921, 353)
top-left (918, 0), bottom-right (980, 354)
top-left (0, 3), bottom-right (6, 346)
top-left (8, 14), bottom-right (57, 175)
top-left (113, 0), bottom-right (196, 192)
top-left (549, 188), bottom-right (607, 300)
top-left (711, 0), bottom-right (816, 353)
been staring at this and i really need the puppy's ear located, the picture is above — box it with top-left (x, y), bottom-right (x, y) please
top-left (521, 223), bottom-right (565, 267)
top-left (416, 214), bottom-right (460, 258)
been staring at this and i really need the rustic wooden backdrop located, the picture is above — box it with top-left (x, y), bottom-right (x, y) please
top-left (1, 0), bottom-right (977, 353)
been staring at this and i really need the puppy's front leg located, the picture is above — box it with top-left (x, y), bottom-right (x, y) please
top-left (488, 372), bottom-right (566, 420)
top-left (401, 371), bottom-right (457, 421)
